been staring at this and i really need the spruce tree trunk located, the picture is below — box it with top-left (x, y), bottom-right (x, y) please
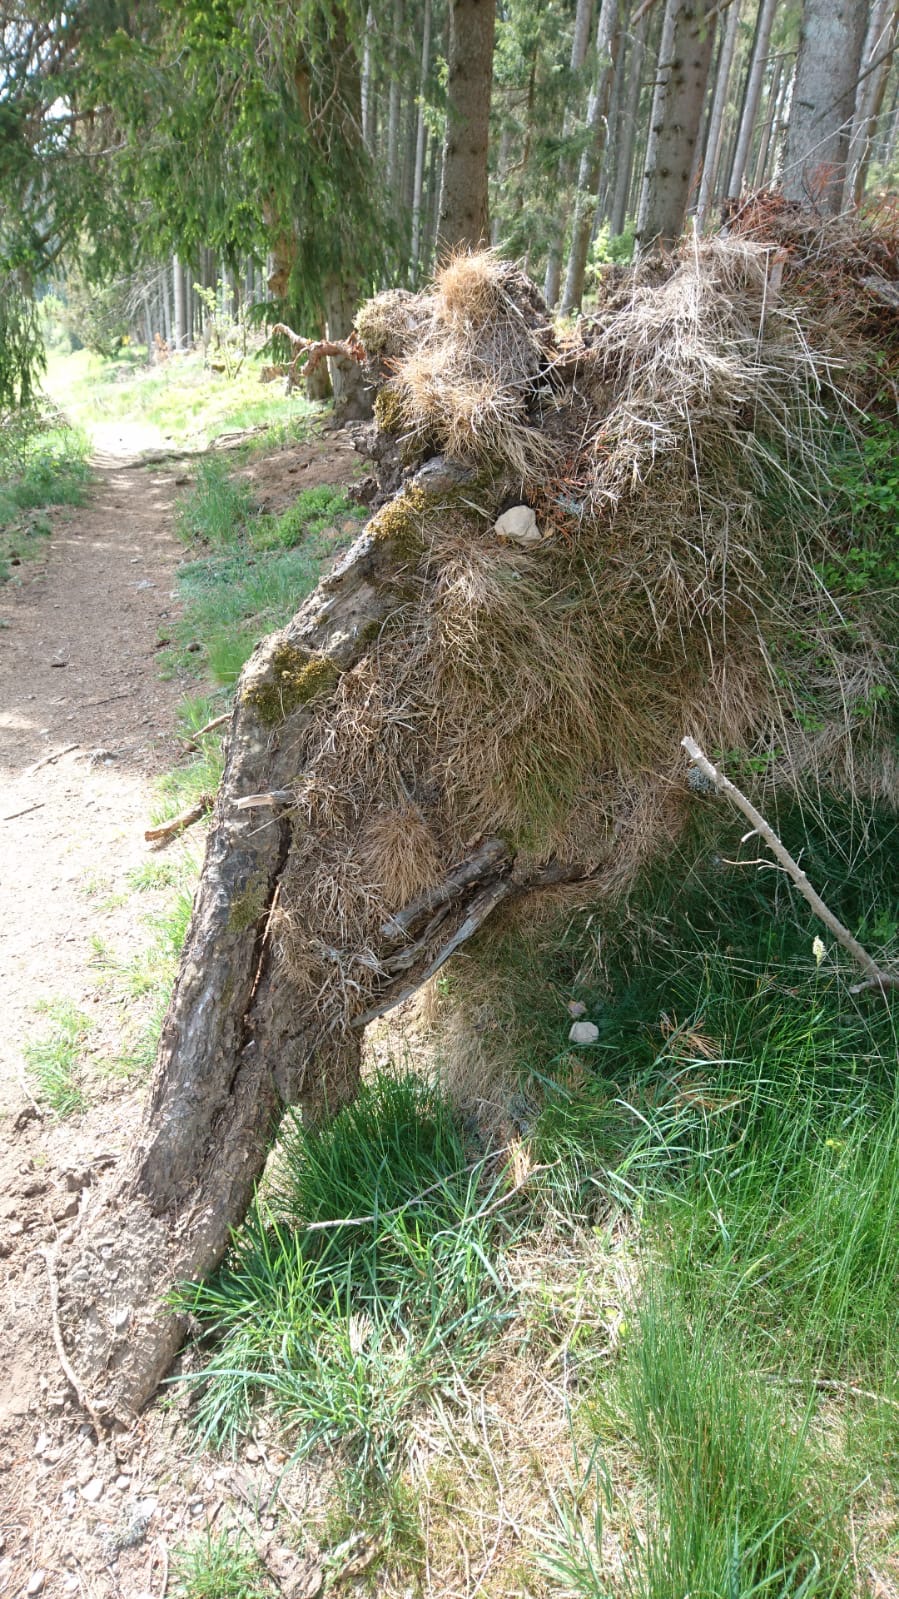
top-left (696, 0), bottom-right (742, 225)
top-left (361, 8), bottom-right (376, 153)
top-left (172, 256), bottom-right (187, 351)
top-left (437, 0), bottom-right (497, 251)
top-left (609, 12), bottom-right (648, 236)
top-left (560, 0), bottom-right (622, 314)
top-left (782, 0), bottom-right (869, 212)
top-left (751, 53), bottom-right (784, 187)
top-left (726, 0), bottom-right (778, 199)
top-left (844, 0), bottom-right (899, 206)
top-left (543, 0), bottom-right (596, 308)
top-left (636, 0), bottom-right (718, 251)
top-left (411, 0), bottom-right (433, 271)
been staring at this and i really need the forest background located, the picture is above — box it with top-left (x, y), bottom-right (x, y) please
top-left (4, 0), bottom-right (899, 407)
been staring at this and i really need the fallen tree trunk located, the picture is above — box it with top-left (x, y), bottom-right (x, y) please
top-left (57, 240), bottom-right (898, 1425)
top-left (58, 459), bottom-right (599, 1422)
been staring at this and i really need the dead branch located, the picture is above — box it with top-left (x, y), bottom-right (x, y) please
top-left (180, 711), bottom-right (230, 749)
top-left (25, 742), bottom-right (79, 777)
top-left (144, 795), bottom-right (213, 843)
top-left (270, 323), bottom-right (365, 388)
top-left (380, 836), bottom-right (511, 940)
top-left (682, 736), bottom-right (896, 994)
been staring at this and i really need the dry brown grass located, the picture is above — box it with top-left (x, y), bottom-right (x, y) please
top-left (254, 234), bottom-right (896, 1057)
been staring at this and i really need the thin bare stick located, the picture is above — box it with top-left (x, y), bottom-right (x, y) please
top-left (144, 795), bottom-right (213, 843)
top-left (3, 802), bottom-right (46, 822)
top-left (39, 1245), bottom-right (106, 1438)
top-left (25, 742), bottom-right (79, 777)
top-left (180, 711), bottom-right (230, 748)
top-left (682, 737), bottom-right (895, 992)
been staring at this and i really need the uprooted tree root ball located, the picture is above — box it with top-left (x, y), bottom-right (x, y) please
top-left (57, 232), bottom-right (898, 1420)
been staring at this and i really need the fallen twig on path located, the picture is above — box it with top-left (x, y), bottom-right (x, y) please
top-left (3, 801), bottom-right (46, 822)
top-left (682, 736), bottom-right (898, 996)
top-left (25, 742), bottom-right (79, 777)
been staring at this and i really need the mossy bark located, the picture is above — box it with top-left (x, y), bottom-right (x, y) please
top-left (55, 460), bottom-right (527, 1423)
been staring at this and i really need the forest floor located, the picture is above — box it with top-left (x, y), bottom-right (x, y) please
top-left (0, 426), bottom-right (364, 1599)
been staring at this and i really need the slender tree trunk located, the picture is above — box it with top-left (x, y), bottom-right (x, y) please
top-left (411, 0), bottom-right (433, 270)
top-left (437, 0), bottom-right (497, 252)
top-left (782, 0), bottom-right (869, 212)
top-left (609, 13), bottom-right (648, 236)
top-left (727, 0), bottom-right (777, 198)
top-left (752, 53), bottom-right (784, 186)
top-left (878, 75), bottom-right (899, 169)
top-left (386, 0), bottom-right (404, 202)
top-left (361, 8), bottom-right (376, 153)
top-left (560, 0), bottom-right (623, 313)
top-left (544, 0), bottom-right (595, 306)
top-left (844, 0), bottom-right (899, 205)
top-left (697, 0), bottom-right (742, 225)
top-left (598, 18), bottom-right (631, 223)
top-left (636, 0), bottom-right (718, 251)
top-left (162, 269), bottom-right (172, 349)
top-left (172, 256), bottom-right (186, 351)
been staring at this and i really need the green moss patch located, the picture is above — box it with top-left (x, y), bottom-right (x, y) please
top-left (242, 643), bottom-right (341, 726)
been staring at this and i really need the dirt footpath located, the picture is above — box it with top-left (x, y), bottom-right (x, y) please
top-left (0, 435), bottom-right (360, 1599)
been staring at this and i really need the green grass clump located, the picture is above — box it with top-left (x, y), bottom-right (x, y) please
top-left (178, 1072), bottom-right (512, 1480)
top-left (92, 852), bottom-right (199, 1076)
top-left (171, 1529), bottom-right (271, 1599)
top-left (176, 456), bottom-right (254, 547)
top-left (0, 410), bottom-right (91, 581)
top-left (252, 483), bottom-right (362, 551)
top-left (23, 999), bottom-right (92, 1115)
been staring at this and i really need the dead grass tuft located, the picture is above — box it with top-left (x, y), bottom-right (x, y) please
top-left (262, 228), bottom-right (897, 1064)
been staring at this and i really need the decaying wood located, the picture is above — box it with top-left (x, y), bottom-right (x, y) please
top-left (144, 795), bottom-right (214, 843)
top-left (682, 737), bottom-right (897, 995)
top-left (270, 323), bottom-right (365, 390)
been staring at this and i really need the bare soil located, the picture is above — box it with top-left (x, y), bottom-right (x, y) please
top-left (0, 431), bottom-right (361, 1598)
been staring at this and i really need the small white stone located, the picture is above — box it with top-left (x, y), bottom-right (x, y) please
top-left (81, 1476), bottom-right (105, 1504)
top-left (569, 1021), bottom-right (599, 1045)
top-left (27, 1572), bottom-right (46, 1596)
top-left (494, 505), bottom-right (542, 545)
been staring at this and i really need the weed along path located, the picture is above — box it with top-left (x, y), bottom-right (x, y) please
top-left (0, 429), bottom-right (363, 1597)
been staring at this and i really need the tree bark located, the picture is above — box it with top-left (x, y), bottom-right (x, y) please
top-left (560, 0), bottom-right (623, 313)
top-left (411, 0), bottom-right (433, 271)
top-left (361, 7), bottom-right (376, 153)
top-left (437, 0), bottom-right (497, 252)
top-left (636, 0), bottom-right (718, 251)
top-left (386, 0), bottom-right (404, 204)
top-left (57, 457), bottom-right (603, 1420)
top-left (726, 0), bottom-right (778, 199)
top-left (781, 0), bottom-right (870, 212)
top-left (609, 12), bottom-right (649, 236)
top-left (751, 52), bottom-right (784, 187)
top-left (696, 0), bottom-right (742, 225)
top-left (544, 0), bottom-right (596, 307)
top-left (844, 0), bottom-right (899, 206)
top-left (172, 255), bottom-right (186, 351)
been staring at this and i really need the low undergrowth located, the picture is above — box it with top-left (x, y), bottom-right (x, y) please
top-left (0, 405), bottom-right (91, 582)
top-left (22, 998), bottom-right (93, 1115)
top-left (178, 798), bottom-right (898, 1596)
top-left (161, 459), bottom-right (362, 686)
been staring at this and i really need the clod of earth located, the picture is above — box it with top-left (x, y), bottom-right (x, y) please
top-left (57, 235), bottom-right (899, 1423)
